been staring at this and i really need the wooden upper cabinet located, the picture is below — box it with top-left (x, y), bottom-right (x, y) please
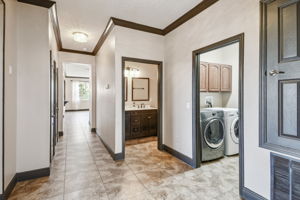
top-left (220, 65), bottom-right (232, 92)
top-left (208, 63), bottom-right (221, 92)
top-left (200, 62), bottom-right (209, 92)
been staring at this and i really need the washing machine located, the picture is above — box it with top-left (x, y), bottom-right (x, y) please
top-left (200, 110), bottom-right (225, 162)
top-left (204, 108), bottom-right (239, 156)
top-left (223, 108), bottom-right (239, 156)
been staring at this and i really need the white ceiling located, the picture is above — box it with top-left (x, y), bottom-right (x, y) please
top-left (55, 0), bottom-right (202, 52)
top-left (65, 63), bottom-right (91, 78)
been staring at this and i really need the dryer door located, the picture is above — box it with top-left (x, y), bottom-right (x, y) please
top-left (204, 119), bottom-right (225, 149)
top-left (231, 118), bottom-right (239, 144)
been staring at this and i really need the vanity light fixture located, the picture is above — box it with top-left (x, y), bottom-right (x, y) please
top-left (124, 67), bottom-right (140, 77)
top-left (73, 32), bottom-right (88, 43)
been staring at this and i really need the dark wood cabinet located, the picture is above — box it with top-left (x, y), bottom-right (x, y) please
top-left (125, 109), bottom-right (157, 140)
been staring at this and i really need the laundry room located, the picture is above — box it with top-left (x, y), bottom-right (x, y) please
top-left (197, 41), bottom-right (240, 180)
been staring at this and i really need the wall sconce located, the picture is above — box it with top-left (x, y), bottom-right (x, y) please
top-left (124, 67), bottom-right (140, 77)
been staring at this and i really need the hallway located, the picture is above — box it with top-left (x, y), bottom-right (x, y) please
top-left (9, 112), bottom-right (239, 200)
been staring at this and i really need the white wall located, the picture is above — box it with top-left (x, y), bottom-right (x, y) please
top-left (3, 0), bottom-right (17, 191)
top-left (95, 31), bottom-right (116, 151)
top-left (200, 43), bottom-right (239, 109)
top-left (115, 26), bottom-right (164, 153)
top-left (58, 52), bottom-right (96, 130)
top-left (16, 3), bottom-right (50, 172)
top-left (164, 0), bottom-right (271, 198)
top-left (125, 61), bottom-right (158, 108)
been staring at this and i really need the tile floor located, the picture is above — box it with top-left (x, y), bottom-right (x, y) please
top-left (8, 111), bottom-right (239, 200)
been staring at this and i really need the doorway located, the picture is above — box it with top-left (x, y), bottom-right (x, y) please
top-left (192, 34), bottom-right (244, 195)
top-left (121, 57), bottom-right (163, 158)
top-left (50, 53), bottom-right (58, 162)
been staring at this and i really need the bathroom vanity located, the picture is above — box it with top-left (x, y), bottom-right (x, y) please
top-left (125, 108), bottom-right (157, 140)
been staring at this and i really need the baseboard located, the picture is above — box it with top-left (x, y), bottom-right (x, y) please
top-left (162, 144), bottom-right (194, 167)
top-left (2, 174), bottom-right (17, 200)
top-left (91, 128), bottom-right (96, 133)
top-left (16, 167), bottom-right (50, 182)
top-left (58, 131), bottom-right (63, 136)
top-left (97, 134), bottom-right (124, 161)
top-left (65, 109), bottom-right (89, 112)
top-left (241, 187), bottom-right (267, 200)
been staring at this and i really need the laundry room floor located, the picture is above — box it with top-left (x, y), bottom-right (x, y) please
top-left (8, 112), bottom-right (239, 200)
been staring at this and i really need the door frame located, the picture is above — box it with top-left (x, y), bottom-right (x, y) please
top-left (192, 33), bottom-right (245, 196)
top-left (121, 57), bottom-right (163, 159)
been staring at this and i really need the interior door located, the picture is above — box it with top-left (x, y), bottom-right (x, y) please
top-left (265, 0), bottom-right (300, 152)
top-left (50, 57), bottom-right (58, 161)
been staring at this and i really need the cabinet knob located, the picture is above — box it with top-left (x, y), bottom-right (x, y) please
top-left (148, 116), bottom-right (152, 119)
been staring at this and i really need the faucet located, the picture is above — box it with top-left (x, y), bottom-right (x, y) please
top-left (141, 103), bottom-right (145, 108)
top-left (207, 102), bottom-right (212, 108)
top-left (133, 102), bottom-right (136, 107)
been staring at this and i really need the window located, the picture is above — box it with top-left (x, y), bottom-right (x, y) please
top-left (78, 81), bottom-right (89, 100)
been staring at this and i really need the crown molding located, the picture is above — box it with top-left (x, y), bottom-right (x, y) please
top-left (49, 0), bottom-right (219, 56)
top-left (17, 0), bottom-right (55, 8)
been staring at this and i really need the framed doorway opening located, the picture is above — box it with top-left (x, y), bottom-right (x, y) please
top-left (192, 33), bottom-right (245, 196)
top-left (121, 57), bottom-right (163, 158)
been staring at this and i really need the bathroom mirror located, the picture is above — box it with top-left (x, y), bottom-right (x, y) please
top-left (132, 78), bottom-right (149, 101)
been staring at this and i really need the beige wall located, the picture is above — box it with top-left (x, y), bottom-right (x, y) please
top-left (16, 3), bottom-right (50, 172)
top-left (125, 61), bottom-right (158, 108)
top-left (95, 31), bottom-right (116, 152)
top-left (3, 0), bottom-right (17, 191)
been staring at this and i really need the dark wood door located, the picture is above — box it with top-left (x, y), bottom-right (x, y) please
top-left (265, 0), bottom-right (300, 151)
top-left (50, 58), bottom-right (58, 161)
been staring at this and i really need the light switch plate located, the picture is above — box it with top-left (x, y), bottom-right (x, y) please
top-left (8, 65), bottom-right (13, 75)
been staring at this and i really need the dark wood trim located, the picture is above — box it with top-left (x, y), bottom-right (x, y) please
top-left (122, 57), bottom-right (163, 159)
top-left (2, 174), bottom-right (17, 200)
top-left (60, 48), bottom-right (94, 56)
top-left (16, 168), bottom-right (50, 182)
top-left (49, 5), bottom-right (62, 50)
top-left (2, 0), bottom-right (5, 195)
top-left (65, 109), bottom-right (89, 112)
top-left (162, 145), bottom-right (194, 167)
top-left (163, 0), bottom-right (219, 35)
top-left (192, 33), bottom-right (245, 195)
top-left (65, 76), bottom-right (89, 80)
top-left (112, 17), bottom-right (164, 35)
top-left (91, 128), bottom-right (96, 133)
top-left (97, 134), bottom-right (124, 161)
top-left (58, 131), bottom-right (63, 136)
top-left (17, 0), bottom-right (55, 8)
top-left (92, 18), bottom-right (115, 55)
top-left (131, 77), bottom-right (150, 101)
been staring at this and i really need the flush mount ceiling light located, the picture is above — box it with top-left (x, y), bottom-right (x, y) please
top-left (72, 32), bottom-right (88, 43)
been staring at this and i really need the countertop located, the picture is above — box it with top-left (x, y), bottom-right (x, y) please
top-left (125, 107), bottom-right (158, 111)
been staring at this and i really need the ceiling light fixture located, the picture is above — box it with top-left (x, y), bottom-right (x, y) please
top-left (73, 32), bottom-right (88, 43)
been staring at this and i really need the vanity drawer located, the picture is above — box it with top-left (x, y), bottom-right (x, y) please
top-left (131, 116), bottom-right (140, 124)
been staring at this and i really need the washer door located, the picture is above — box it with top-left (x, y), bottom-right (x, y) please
top-left (230, 118), bottom-right (239, 144)
top-left (204, 119), bottom-right (225, 149)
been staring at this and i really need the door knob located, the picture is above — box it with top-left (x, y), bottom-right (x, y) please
top-left (269, 70), bottom-right (285, 76)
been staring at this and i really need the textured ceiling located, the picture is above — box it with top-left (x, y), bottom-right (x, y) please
top-left (55, 0), bottom-right (202, 52)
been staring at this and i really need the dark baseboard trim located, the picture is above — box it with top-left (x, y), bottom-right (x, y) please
top-left (97, 134), bottom-right (124, 161)
top-left (1, 168), bottom-right (50, 199)
top-left (16, 167), bottom-right (50, 182)
top-left (65, 109), bottom-right (89, 112)
top-left (2, 174), bottom-right (17, 200)
top-left (241, 187), bottom-right (267, 200)
top-left (162, 144), bottom-right (194, 168)
top-left (91, 128), bottom-right (96, 133)
top-left (58, 131), bottom-right (63, 136)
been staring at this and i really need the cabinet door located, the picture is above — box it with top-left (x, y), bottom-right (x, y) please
top-left (200, 62), bottom-right (209, 92)
top-left (148, 112), bottom-right (157, 136)
top-left (208, 63), bottom-right (221, 92)
top-left (125, 112), bottom-right (131, 140)
top-left (140, 113), bottom-right (149, 137)
top-left (220, 65), bottom-right (232, 92)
